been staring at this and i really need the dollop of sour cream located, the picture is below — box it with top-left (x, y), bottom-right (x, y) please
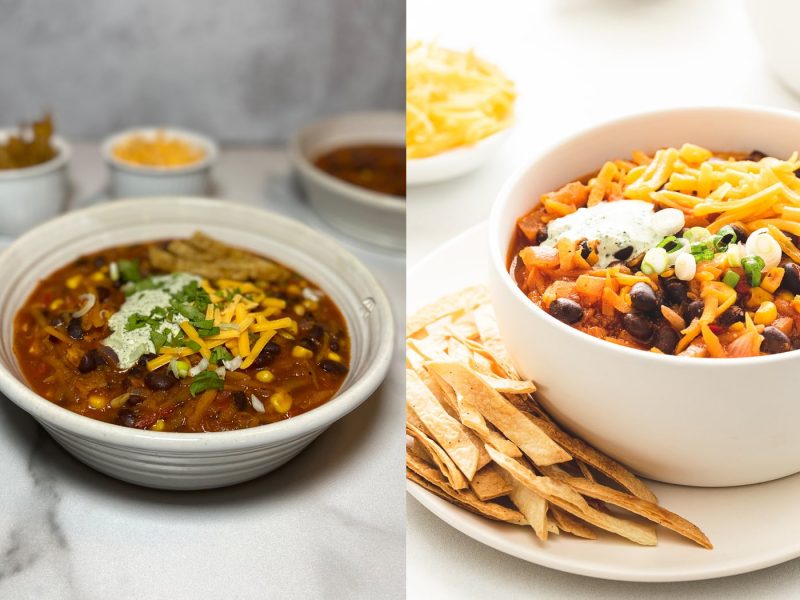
top-left (542, 201), bottom-right (678, 268)
top-left (104, 273), bottom-right (201, 370)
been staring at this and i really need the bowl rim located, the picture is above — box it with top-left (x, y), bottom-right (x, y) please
top-left (0, 132), bottom-right (71, 181)
top-left (0, 197), bottom-right (395, 449)
top-left (101, 127), bottom-right (218, 175)
top-left (406, 124), bottom-right (512, 165)
top-left (488, 104), bottom-right (800, 370)
top-left (288, 110), bottom-right (406, 213)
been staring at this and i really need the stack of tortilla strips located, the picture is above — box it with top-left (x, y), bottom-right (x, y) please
top-left (406, 285), bottom-right (712, 548)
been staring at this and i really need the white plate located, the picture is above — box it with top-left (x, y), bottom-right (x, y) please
top-left (407, 129), bottom-right (511, 186)
top-left (0, 236), bottom-right (12, 252)
top-left (407, 222), bottom-right (800, 582)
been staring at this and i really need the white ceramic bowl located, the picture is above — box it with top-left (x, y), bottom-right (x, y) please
top-left (0, 132), bottom-right (70, 237)
top-left (0, 197), bottom-right (394, 490)
top-left (290, 111), bottom-right (405, 250)
top-left (407, 128), bottom-right (511, 187)
top-left (102, 128), bottom-right (218, 198)
top-left (488, 106), bottom-right (800, 487)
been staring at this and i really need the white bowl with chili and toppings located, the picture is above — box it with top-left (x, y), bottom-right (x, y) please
top-left (488, 106), bottom-right (800, 487)
top-left (0, 197), bottom-right (393, 490)
top-left (102, 128), bottom-right (218, 199)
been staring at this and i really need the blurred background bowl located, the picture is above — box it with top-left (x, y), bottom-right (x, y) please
top-left (0, 131), bottom-right (70, 237)
top-left (745, 0), bottom-right (800, 96)
top-left (290, 111), bottom-right (405, 250)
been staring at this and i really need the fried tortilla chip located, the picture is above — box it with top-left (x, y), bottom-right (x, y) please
top-left (407, 369), bottom-right (480, 480)
top-left (487, 446), bottom-right (657, 546)
top-left (406, 452), bottom-right (527, 525)
top-left (479, 373), bottom-right (536, 394)
top-left (550, 506), bottom-right (597, 540)
top-left (428, 362), bottom-right (571, 466)
top-left (406, 285), bottom-right (490, 336)
top-left (470, 463), bottom-right (513, 501)
top-left (406, 423), bottom-right (469, 490)
top-left (508, 478), bottom-right (549, 541)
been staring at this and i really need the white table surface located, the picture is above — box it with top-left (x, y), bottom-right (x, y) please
top-left (0, 144), bottom-right (405, 599)
top-left (407, 0), bottom-right (800, 597)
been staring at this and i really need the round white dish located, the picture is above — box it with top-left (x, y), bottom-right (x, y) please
top-left (407, 128), bottom-right (510, 186)
top-left (101, 128), bottom-right (218, 198)
top-left (488, 105), bottom-right (800, 487)
top-left (409, 223), bottom-right (800, 582)
top-left (0, 131), bottom-right (70, 237)
top-left (290, 111), bottom-right (405, 250)
top-left (0, 197), bottom-right (394, 490)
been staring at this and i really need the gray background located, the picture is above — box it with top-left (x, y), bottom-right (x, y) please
top-left (0, 0), bottom-right (404, 142)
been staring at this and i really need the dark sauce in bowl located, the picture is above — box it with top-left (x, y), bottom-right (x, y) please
top-left (314, 144), bottom-right (406, 198)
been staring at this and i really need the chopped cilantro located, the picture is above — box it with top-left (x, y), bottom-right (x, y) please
top-left (186, 340), bottom-right (201, 352)
top-left (150, 329), bottom-right (168, 352)
top-left (189, 371), bottom-right (224, 396)
top-left (118, 259), bottom-right (142, 283)
top-left (125, 313), bottom-right (149, 331)
top-left (209, 346), bottom-right (233, 365)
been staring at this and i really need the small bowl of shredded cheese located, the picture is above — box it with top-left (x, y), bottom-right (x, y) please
top-left (406, 41), bottom-right (516, 186)
top-left (102, 127), bottom-right (218, 198)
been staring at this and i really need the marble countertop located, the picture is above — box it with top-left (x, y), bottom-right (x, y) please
top-left (0, 144), bottom-right (405, 599)
top-left (407, 0), bottom-right (800, 597)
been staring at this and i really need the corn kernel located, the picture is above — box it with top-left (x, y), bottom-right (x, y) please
top-left (90, 271), bottom-right (106, 282)
top-left (746, 287), bottom-right (773, 309)
top-left (287, 284), bottom-right (301, 296)
top-left (66, 275), bottom-right (83, 290)
top-left (760, 267), bottom-right (785, 294)
top-left (49, 299), bottom-right (64, 311)
top-left (261, 298), bottom-right (286, 309)
top-left (293, 305), bottom-right (306, 316)
top-left (88, 394), bottom-right (106, 410)
top-left (303, 299), bottom-right (318, 311)
top-left (327, 351), bottom-right (341, 362)
top-left (256, 369), bottom-right (274, 383)
top-left (755, 301), bottom-right (778, 325)
top-left (292, 345), bottom-right (313, 359)
top-left (728, 322), bottom-right (745, 333)
top-left (150, 419), bottom-right (165, 431)
top-left (270, 391), bottom-right (293, 413)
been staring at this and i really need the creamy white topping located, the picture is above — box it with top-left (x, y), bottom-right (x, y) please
top-left (104, 273), bottom-right (200, 370)
top-left (543, 201), bottom-right (670, 268)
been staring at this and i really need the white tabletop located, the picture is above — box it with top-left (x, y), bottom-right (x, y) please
top-left (0, 144), bottom-right (405, 599)
top-left (407, 0), bottom-right (800, 596)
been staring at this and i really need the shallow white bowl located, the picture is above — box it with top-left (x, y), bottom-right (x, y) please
top-left (102, 128), bottom-right (218, 198)
top-left (290, 111), bottom-right (405, 250)
top-left (0, 197), bottom-right (394, 490)
top-left (407, 128), bottom-right (510, 187)
top-left (488, 106), bottom-right (800, 487)
top-left (0, 132), bottom-right (70, 237)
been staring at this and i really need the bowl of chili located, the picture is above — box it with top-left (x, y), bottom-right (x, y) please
top-left (0, 197), bottom-right (393, 490)
top-left (488, 105), bottom-right (800, 487)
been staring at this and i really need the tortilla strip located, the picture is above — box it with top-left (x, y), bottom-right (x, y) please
top-left (428, 362), bottom-right (571, 466)
top-left (521, 411), bottom-right (657, 503)
top-left (542, 467), bottom-right (712, 549)
top-left (577, 460), bottom-right (596, 483)
top-left (550, 506), bottom-right (597, 540)
top-left (508, 478), bottom-right (549, 541)
top-left (406, 452), bottom-right (527, 525)
top-left (479, 373), bottom-right (536, 394)
top-left (472, 301), bottom-right (518, 374)
top-left (406, 423), bottom-right (469, 490)
top-left (470, 463), bottom-right (513, 501)
top-left (407, 370), bottom-right (480, 480)
top-left (406, 285), bottom-right (490, 336)
top-left (486, 446), bottom-right (657, 546)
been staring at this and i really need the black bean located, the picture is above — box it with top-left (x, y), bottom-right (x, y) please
top-left (629, 282), bottom-right (658, 313)
top-left (661, 277), bottom-right (689, 304)
top-left (747, 150), bottom-right (767, 162)
top-left (613, 246), bottom-right (634, 261)
top-left (535, 227), bottom-right (548, 245)
top-left (652, 325), bottom-right (679, 354)
top-left (96, 286), bottom-right (110, 302)
top-left (685, 300), bottom-right (705, 322)
top-left (67, 318), bottom-right (84, 340)
top-left (137, 353), bottom-right (157, 367)
top-left (95, 346), bottom-right (118, 367)
top-left (116, 408), bottom-right (137, 428)
top-left (781, 263), bottom-right (800, 294)
top-left (330, 339), bottom-right (340, 352)
top-left (77, 352), bottom-right (97, 373)
top-left (548, 298), bottom-right (584, 324)
top-left (144, 370), bottom-right (177, 391)
top-left (128, 394), bottom-right (144, 406)
top-left (251, 341), bottom-right (281, 368)
top-left (93, 256), bottom-right (106, 268)
top-left (233, 391), bottom-right (248, 411)
top-left (622, 313), bottom-right (653, 341)
top-left (730, 223), bottom-right (748, 243)
top-left (718, 305), bottom-right (745, 327)
top-left (319, 359), bottom-right (348, 375)
top-left (299, 337), bottom-right (320, 352)
top-left (795, 167), bottom-right (800, 178)
top-left (579, 240), bottom-right (592, 260)
top-left (762, 326), bottom-right (791, 354)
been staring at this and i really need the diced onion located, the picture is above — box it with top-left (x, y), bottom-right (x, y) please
top-left (169, 357), bottom-right (180, 379)
top-left (250, 394), bottom-right (266, 413)
top-left (745, 228), bottom-right (782, 270)
top-left (215, 366), bottom-right (226, 379)
top-left (189, 357), bottom-right (209, 377)
top-left (71, 293), bottom-right (96, 318)
top-left (641, 247), bottom-right (669, 275)
top-left (222, 355), bottom-right (243, 371)
top-left (675, 253), bottom-right (697, 281)
top-left (302, 287), bottom-right (322, 302)
top-left (666, 238), bottom-right (690, 266)
top-left (726, 242), bottom-right (746, 267)
top-left (109, 262), bottom-right (120, 281)
top-left (651, 208), bottom-right (685, 237)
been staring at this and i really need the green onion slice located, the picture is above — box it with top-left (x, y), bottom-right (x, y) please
top-left (741, 255), bottom-right (766, 287)
top-left (722, 270), bottom-right (741, 289)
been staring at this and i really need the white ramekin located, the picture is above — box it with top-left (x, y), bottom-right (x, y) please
top-left (488, 105), bottom-right (800, 487)
top-left (102, 128), bottom-right (218, 198)
top-left (0, 197), bottom-right (394, 490)
top-left (0, 132), bottom-right (70, 237)
top-left (290, 111), bottom-right (405, 250)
